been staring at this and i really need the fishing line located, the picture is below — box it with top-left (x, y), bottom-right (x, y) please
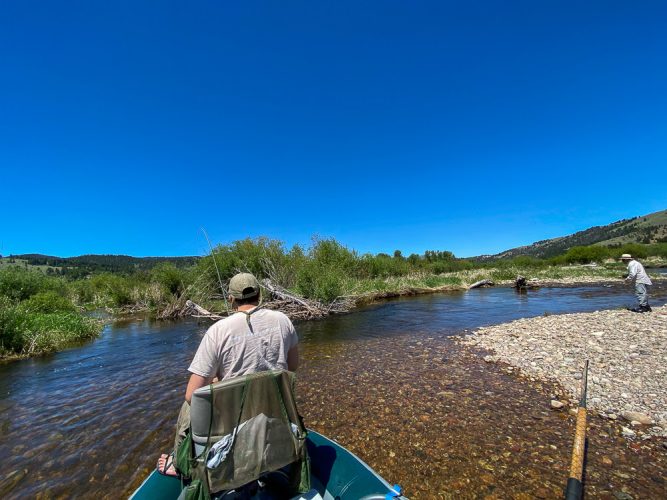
top-left (201, 227), bottom-right (230, 314)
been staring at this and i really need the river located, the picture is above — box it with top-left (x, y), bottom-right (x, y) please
top-left (1, 283), bottom-right (666, 498)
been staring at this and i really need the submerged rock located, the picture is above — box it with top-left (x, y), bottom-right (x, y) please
top-left (621, 427), bottom-right (636, 437)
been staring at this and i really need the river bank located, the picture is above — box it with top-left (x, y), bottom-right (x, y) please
top-left (2, 265), bottom-right (663, 362)
top-left (461, 305), bottom-right (667, 440)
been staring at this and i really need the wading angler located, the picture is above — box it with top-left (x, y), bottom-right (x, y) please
top-left (621, 253), bottom-right (652, 313)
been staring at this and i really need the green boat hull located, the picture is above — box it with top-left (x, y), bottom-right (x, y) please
top-left (131, 430), bottom-right (405, 499)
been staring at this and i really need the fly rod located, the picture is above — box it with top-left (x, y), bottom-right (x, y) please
top-left (201, 228), bottom-right (230, 314)
top-left (565, 359), bottom-right (589, 500)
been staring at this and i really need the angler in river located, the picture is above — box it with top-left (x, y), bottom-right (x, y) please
top-left (621, 253), bottom-right (653, 312)
top-left (156, 272), bottom-right (300, 477)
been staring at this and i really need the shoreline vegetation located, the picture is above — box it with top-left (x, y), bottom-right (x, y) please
top-left (1, 237), bottom-right (666, 361)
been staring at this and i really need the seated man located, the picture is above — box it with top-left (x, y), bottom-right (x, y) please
top-left (158, 272), bottom-right (299, 476)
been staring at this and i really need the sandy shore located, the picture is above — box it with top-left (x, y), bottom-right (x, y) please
top-left (461, 305), bottom-right (667, 438)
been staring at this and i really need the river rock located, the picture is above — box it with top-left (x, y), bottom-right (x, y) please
top-left (621, 411), bottom-right (652, 425)
top-left (550, 400), bottom-right (564, 409)
top-left (621, 427), bottom-right (636, 437)
top-left (612, 492), bottom-right (633, 500)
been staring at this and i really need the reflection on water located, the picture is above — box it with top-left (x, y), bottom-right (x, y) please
top-left (0, 284), bottom-right (665, 498)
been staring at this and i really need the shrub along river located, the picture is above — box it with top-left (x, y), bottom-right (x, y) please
top-left (1, 282), bottom-right (666, 498)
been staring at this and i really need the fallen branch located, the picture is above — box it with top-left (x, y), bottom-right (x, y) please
top-left (183, 300), bottom-right (225, 320)
top-left (468, 279), bottom-right (494, 290)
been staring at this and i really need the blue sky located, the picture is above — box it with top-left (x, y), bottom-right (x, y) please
top-left (1, 1), bottom-right (665, 258)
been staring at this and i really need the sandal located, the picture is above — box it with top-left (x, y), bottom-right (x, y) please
top-left (156, 452), bottom-right (179, 478)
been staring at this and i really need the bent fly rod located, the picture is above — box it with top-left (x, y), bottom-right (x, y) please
top-left (565, 359), bottom-right (589, 500)
top-left (201, 227), bottom-right (230, 314)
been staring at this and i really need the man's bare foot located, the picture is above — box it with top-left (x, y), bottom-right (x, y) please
top-left (156, 453), bottom-right (178, 477)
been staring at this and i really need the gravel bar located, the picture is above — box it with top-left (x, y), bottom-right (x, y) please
top-left (462, 305), bottom-right (667, 438)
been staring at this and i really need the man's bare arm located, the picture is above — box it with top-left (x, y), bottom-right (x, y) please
top-left (185, 373), bottom-right (212, 403)
top-left (287, 345), bottom-right (299, 372)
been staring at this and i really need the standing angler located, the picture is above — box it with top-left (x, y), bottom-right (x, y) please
top-left (621, 253), bottom-right (652, 313)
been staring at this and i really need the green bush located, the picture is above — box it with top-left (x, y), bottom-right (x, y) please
top-left (196, 237), bottom-right (297, 292)
top-left (69, 279), bottom-right (96, 306)
top-left (647, 243), bottom-right (667, 258)
top-left (88, 273), bottom-right (137, 307)
top-left (611, 243), bottom-right (648, 259)
top-left (359, 253), bottom-right (411, 278)
top-left (0, 296), bottom-right (24, 353)
top-left (292, 239), bottom-right (360, 302)
top-left (23, 291), bottom-right (76, 313)
top-left (0, 267), bottom-right (64, 302)
top-left (491, 267), bottom-right (520, 281)
top-left (151, 263), bottom-right (187, 296)
top-left (510, 256), bottom-right (547, 268)
top-left (563, 245), bottom-right (610, 264)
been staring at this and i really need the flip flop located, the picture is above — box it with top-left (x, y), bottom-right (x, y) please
top-left (156, 452), bottom-right (179, 478)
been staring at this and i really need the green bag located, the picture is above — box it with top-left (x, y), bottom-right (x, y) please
top-left (175, 430), bottom-right (194, 479)
top-left (183, 479), bottom-right (208, 500)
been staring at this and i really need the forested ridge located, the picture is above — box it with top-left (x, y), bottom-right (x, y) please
top-left (1, 253), bottom-right (198, 277)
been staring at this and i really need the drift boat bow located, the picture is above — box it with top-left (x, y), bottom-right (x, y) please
top-left (131, 430), bottom-right (405, 499)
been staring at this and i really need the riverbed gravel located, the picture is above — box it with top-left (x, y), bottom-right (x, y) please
top-left (462, 305), bottom-right (667, 438)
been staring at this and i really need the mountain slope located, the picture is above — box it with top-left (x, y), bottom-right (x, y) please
top-left (488, 209), bottom-right (667, 260)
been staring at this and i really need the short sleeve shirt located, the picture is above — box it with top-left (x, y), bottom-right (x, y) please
top-left (188, 308), bottom-right (298, 381)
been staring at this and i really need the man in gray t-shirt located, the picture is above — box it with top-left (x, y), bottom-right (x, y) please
top-left (621, 253), bottom-right (653, 313)
top-left (157, 272), bottom-right (299, 476)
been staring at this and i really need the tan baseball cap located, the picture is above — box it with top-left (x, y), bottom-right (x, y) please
top-left (228, 272), bottom-right (260, 299)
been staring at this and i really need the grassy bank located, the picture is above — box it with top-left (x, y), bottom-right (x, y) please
top-left (0, 268), bottom-right (102, 360)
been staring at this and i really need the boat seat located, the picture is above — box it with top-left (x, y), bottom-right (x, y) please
top-left (189, 369), bottom-right (309, 494)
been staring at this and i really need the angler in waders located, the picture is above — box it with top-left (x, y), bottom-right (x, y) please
top-left (621, 254), bottom-right (652, 313)
top-left (156, 272), bottom-right (300, 477)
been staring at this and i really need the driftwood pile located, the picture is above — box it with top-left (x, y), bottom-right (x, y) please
top-left (160, 279), bottom-right (354, 322)
top-left (261, 279), bottom-right (354, 320)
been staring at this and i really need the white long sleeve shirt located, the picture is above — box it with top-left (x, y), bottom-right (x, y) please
top-left (626, 260), bottom-right (652, 285)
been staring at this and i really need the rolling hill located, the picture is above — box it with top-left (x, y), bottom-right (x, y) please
top-left (484, 209), bottom-right (667, 260)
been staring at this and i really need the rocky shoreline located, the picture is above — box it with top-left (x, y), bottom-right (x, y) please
top-left (461, 305), bottom-right (667, 439)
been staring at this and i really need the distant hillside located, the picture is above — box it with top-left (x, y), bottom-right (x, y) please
top-left (1, 253), bottom-right (199, 276)
top-left (485, 209), bottom-right (667, 260)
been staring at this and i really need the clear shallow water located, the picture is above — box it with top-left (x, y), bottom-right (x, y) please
top-left (297, 282), bottom-right (667, 341)
top-left (0, 284), bottom-right (665, 498)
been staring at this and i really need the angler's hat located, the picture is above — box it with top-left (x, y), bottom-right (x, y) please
top-left (620, 254), bottom-right (633, 260)
top-left (228, 273), bottom-right (260, 299)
